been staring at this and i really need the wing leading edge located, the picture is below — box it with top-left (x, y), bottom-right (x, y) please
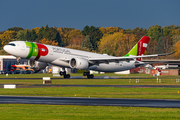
top-left (88, 51), bottom-right (176, 64)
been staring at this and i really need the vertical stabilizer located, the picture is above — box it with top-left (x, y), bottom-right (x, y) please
top-left (124, 36), bottom-right (150, 61)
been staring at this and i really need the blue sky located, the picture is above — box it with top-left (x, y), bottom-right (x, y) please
top-left (0, 0), bottom-right (180, 31)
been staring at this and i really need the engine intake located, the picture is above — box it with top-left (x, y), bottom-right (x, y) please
top-left (69, 58), bottom-right (89, 70)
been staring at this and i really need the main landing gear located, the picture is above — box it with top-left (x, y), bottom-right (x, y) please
top-left (59, 71), bottom-right (70, 79)
top-left (83, 71), bottom-right (94, 79)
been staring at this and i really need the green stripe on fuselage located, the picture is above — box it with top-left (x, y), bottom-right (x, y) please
top-left (25, 42), bottom-right (38, 59)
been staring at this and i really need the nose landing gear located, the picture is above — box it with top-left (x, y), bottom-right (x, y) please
top-left (83, 71), bottom-right (94, 79)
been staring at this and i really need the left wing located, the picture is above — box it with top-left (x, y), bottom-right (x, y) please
top-left (88, 51), bottom-right (175, 64)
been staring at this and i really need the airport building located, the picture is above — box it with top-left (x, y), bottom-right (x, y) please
top-left (0, 55), bottom-right (28, 71)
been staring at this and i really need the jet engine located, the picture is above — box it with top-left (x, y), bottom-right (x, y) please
top-left (29, 60), bottom-right (48, 70)
top-left (69, 58), bottom-right (89, 70)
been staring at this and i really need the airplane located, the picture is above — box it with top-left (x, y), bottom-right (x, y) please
top-left (3, 36), bottom-right (174, 79)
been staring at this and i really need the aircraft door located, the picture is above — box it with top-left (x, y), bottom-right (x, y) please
top-left (49, 48), bottom-right (53, 55)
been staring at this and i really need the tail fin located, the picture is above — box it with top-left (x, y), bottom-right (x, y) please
top-left (124, 36), bottom-right (150, 61)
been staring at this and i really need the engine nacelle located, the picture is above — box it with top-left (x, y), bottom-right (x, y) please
top-left (69, 58), bottom-right (89, 70)
top-left (29, 60), bottom-right (48, 69)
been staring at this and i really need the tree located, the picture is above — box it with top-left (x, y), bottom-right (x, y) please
top-left (37, 26), bottom-right (45, 40)
top-left (146, 25), bottom-right (162, 54)
top-left (0, 30), bottom-right (16, 47)
top-left (32, 27), bottom-right (40, 34)
top-left (30, 29), bottom-right (37, 41)
top-left (172, 34), bottom-right (180, 46)
top-left (58, 28), bottom-right (75, 46)
top-left (8, 27), bottom-right (23, 32)
top-left (16, 30), bottom-right (25, 40)
top-left (81, 35), bottom-right (93, 51)
top-left (82, 25), bottom-right (103, 51)
top-left (55, 32), bottom-right (63, 47)
top-left (99, 27), bottom-right (120, 35)
top-left (146, 25), bottom-right (162, 41)
top-left (36, 26), bottom-right (64, 46)
top-left (69, 35), bottom-right (85, 46)
top-left (39, 38), bottom-right (58, 46)
top-left (98, 31), bottom-right (137, 56)
top-left (174, 41), bottom-right (180, 58)
top-left (24, 29), bottom-right (31, 40)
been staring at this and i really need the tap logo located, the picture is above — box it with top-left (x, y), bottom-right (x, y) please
top-left (25, 42), bottom-right (49, 60)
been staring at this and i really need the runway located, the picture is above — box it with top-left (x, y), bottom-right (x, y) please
top-left (0, 95), bottom-right (180, 108)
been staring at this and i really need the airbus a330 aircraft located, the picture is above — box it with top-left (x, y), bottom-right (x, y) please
top-left (3, 36), bottom-right (174, 79)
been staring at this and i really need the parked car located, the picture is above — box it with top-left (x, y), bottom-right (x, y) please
top-left (19, 70), bottom-right (26, 74)
top-left (13, 70), bottom-right (20, 74)
top-left (0, 70), bottom-right (6, 74)
top-left (6, 71), bottom-right (13, 74)
top-left (26, 70), bottom-right (33, 74)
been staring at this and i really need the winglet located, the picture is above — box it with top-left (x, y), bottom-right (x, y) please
top-left (124, 36), bottom-right (150, 61)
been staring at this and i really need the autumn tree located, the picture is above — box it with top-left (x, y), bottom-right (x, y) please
top-left (66, 44), bottom-right (90, 52)
top-left (32, 27), bottom-right (40, 34)
top-left (156, 36), bottom-right (172, 55)
top-left (146, 25), bottom-right (162, 41)
top-left (16, 29), bottom-right (31, 41)
top-left (69, 35), bottom-right (85, 46)
top-left (57, 28), bottom-right (75, 46)
top-left (99, 27), bottom-right (120, 35)
top-left (172, 34), bottom-right (180, 46)
top-left (0, 30), bottom-right (16, 47)
top-left (37, 25), bottom-right (63, 46)
top-left (37, 26), bottom-right (45, 40)
top-left (16, 30), bottom-right (24, 40)
top-left (98, 31), bottom-right (137, 56)
top-left (174, 41), bottom-right (180, 59)
top-left (39, 38), bottom-right (58, 46)
top-left (146, 25), bottom-right (162, 54)
top-left (8, 27), bottom-right (23, 32)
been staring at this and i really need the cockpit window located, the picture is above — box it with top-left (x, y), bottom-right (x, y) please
top-left (7, 43), bottom-right (16, 46)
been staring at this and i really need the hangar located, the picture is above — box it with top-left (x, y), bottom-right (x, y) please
top-left (0, 55), bottom-right (28, 71)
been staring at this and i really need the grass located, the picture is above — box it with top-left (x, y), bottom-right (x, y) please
top-left (0, 87), bottom-right (180, 99)
top-left (1, 73), bottom-right (180, 79)
top-left (0, 73), bottom-right (180, 99)
top-left (1, 73), bottom-right (180, 119)
top-left (0, 104), bottom-right (180, 120)
top-left (0, 77), bottom-right (180, 85)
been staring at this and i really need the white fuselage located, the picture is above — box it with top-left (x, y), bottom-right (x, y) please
top-left (3, 41), bottom-right (138, 72)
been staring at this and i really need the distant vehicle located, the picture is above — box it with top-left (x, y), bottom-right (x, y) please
top-left (6, 71), bottom-right (13, 74)
top-left (26, 70), bottom-right (33, 74)
top-left (0, 70), bottom-right (6, 74)
top-left (19, 70), bottom-right (26, 74)
top-left (10, 65), bottom-right (34, 74)
top-left (13, 70), bottom-right (20, 74)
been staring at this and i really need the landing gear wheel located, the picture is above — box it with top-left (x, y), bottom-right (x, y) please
top-left (63, 74), bottom-right (70, 79)
top-left (83, 71), bottom-right (93, 79)
top-left (87, 74), bottom-right (94, 79)
top-left (60, 71), bottom-right (66, 76)
top-left (83, 72), bottom-right (87, 76)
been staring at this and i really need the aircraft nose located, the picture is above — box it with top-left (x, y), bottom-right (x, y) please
top-left (3, 44), bottom-right (14, 54)
top-left (3, 45), bottom-right (9, 52)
